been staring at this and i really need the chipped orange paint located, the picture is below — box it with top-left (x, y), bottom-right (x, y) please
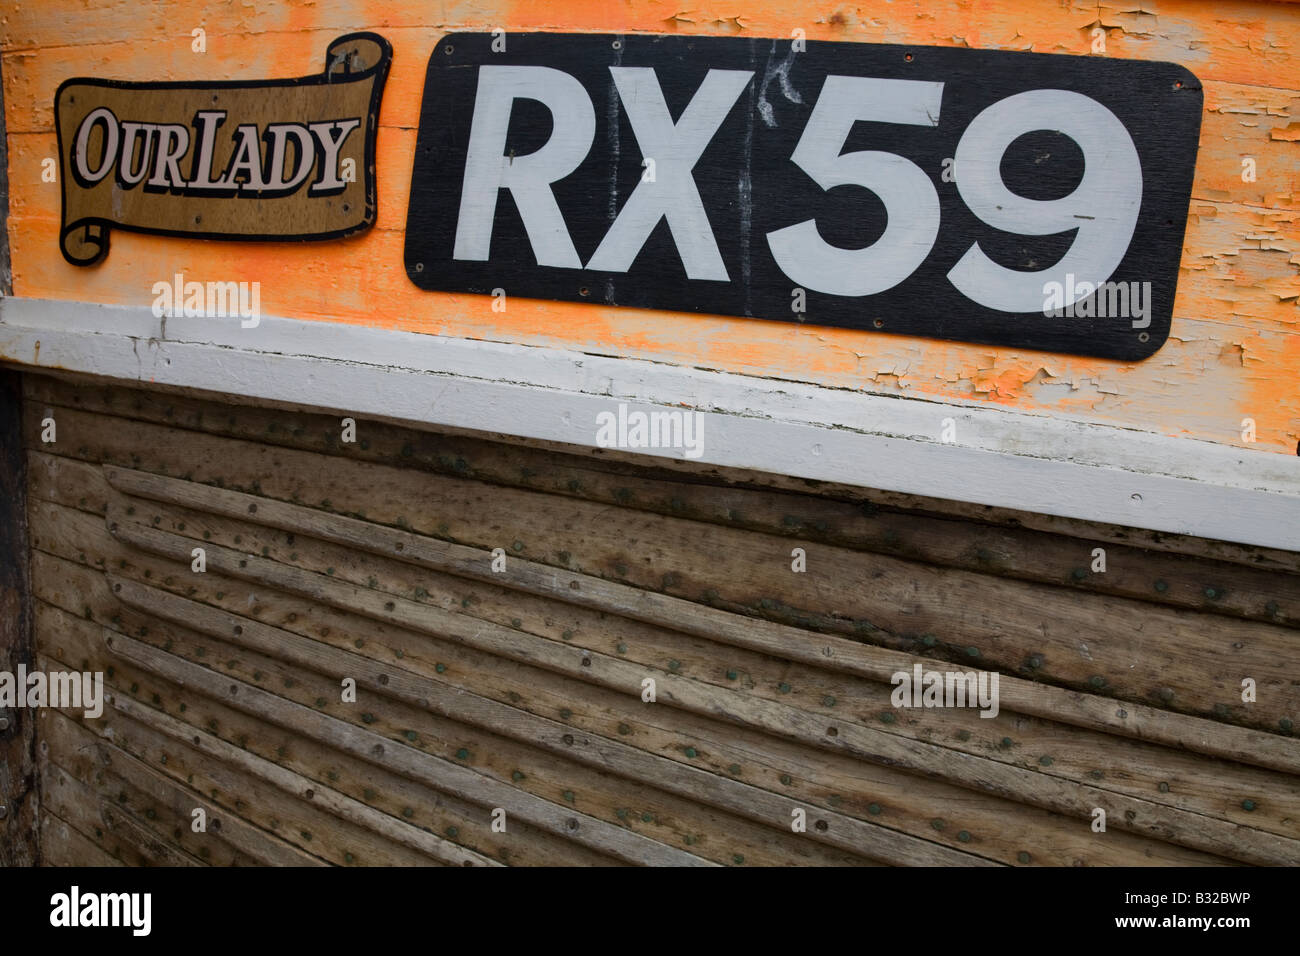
top-left (3, 0), bottom-right (1299, 452)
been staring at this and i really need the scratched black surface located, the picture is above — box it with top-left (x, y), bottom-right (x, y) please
top-left (404, 33), bottom-right (1202, 360)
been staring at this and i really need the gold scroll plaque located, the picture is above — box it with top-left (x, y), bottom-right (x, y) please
top-left (55, 33), bottom-right (391, 265)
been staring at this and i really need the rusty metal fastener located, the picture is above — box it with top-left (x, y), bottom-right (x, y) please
top-left (0, 717), bottom-right (9, 731)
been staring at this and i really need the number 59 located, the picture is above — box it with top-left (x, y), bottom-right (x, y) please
top-left (766, 77), bottom-right (1143, 313)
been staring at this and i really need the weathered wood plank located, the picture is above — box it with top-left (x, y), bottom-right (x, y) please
top-left (41, 708), bottom-right (329, 867)
top-left (28, 401), bottom-right (1300, 741)
top-left (101, 513), bottom-right (1296, 864)
top-left (87, 594), bottom-right (846, 866)
top-left (111, 576), bottom-right (988, 867)
top-left (33, 465), bottom-right (1293, 853)
top-left (30, 529), bottom-right (1234, 866)
top-left (93, 696), bottom-right (498, 868)
top-left (31, 536), bottom-right (726, 866)
top-left (39, 810), bottom-right (124, 867)
top-left (39, 756), bottom-right (203, 866)
top-left (99, 463), bottom-right (1300, 775)
top-left (37, 624), bottom-right (453, 867)
top-left (37, 597), bottom-right (614, 867)
top-left (103, 630), bottom-right (719, 867)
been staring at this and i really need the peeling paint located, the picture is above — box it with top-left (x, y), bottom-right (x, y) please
top-left (2, 0), bottom-right (1299, 455)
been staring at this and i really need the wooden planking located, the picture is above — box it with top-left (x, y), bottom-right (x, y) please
top-left (37, 544), bottom-right (841, 866)
top-left (97, 515), bottom-right (1295, 865)
top-left (24, 371), bottom-right (1300, 867)
top-left (108, 578), bottom-right (989, 867)
top-left (36, 600), bottom-right (616, 867)
top-left (39, 707), bottom-right (320, 867)
top-left (90, 694), bottom-right (500, 869)
top-left (31, 490), bottom-right (1279, 864)
top-left (25, 397), bottom-right (1295, 736)
top-left (107, 631), bottom-right (873, 867)
top-left (37, 615), bottom-right (461, 867)
top-left (39, 753), bottom-right (204, 866)
top-left (108, 570), bottom-right (1300, 858)
top-left (26, 513), bottom-right (1239, 867)
top-left (4, 1), bottom-right (1300, 454)
top-left (101, 464), bottom-right (1300, 777)
top-left (24, 495), bottom-right (1237, 867)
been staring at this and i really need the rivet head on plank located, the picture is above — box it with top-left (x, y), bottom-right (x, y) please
top-left (0, 716), bottom-right (9, 731)
top-left (0, 805), bottom-right (8, 820)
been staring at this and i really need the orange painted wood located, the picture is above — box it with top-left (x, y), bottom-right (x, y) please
top-left (3, 0), bottom-right (1298, 452)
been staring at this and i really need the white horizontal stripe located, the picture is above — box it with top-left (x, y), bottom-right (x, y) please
top-left (3, 297), bottom-right (1298, 551)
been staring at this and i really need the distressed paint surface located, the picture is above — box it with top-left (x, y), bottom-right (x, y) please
top-left (3, 1), bottom-right (1299, 452)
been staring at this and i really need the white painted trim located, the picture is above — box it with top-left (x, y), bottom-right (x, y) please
top-left (4, 297), bottom-right (1299, 551)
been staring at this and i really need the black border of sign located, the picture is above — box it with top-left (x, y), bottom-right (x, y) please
top-left (404, 33), bottom-right (1204, 362)
top-left (53, 31), bottom-right (393, 267)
